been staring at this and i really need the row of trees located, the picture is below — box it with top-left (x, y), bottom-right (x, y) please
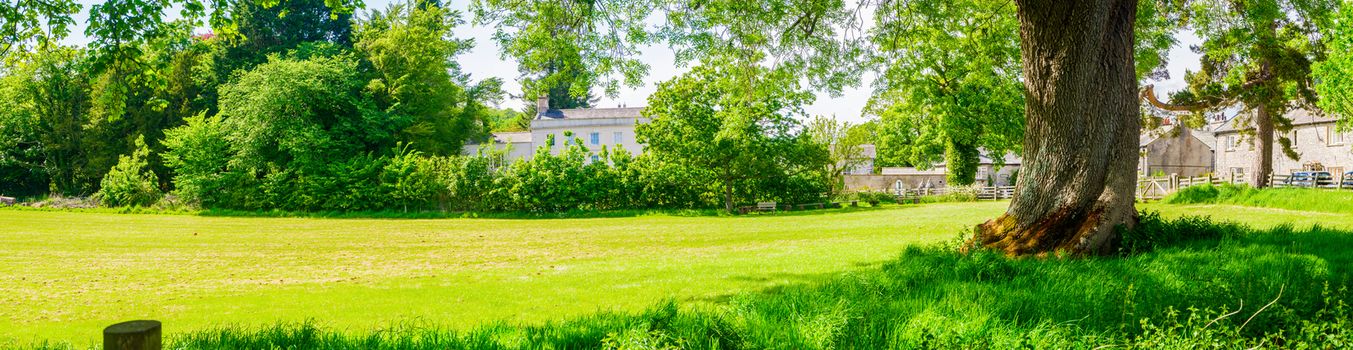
top-left (1, 0), bottom-right (847, 212)
top-left (0, 0), bottom-right (510, 200)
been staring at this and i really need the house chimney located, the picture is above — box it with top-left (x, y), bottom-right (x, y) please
top-left (536, 96), bottom-right (549, 117)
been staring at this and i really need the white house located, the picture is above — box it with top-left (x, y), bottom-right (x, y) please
top-left (465, 97), bottom-right (649, 163)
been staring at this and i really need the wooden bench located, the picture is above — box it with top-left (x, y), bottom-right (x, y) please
top-left (795, 203), bottom-right (825, 210)
top-left (0, 196), bottom-right (14, 206)
top-left (738, 201), bottom-right (779, 214)
top-left (897, 191), bottom-right (920, 204)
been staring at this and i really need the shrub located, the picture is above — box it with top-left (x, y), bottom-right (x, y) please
top-left (851, 191), bottom-right (896, 206)
top-left (921, 185), bottom-right (979, 203)
top-left (94, 137), bottom-right (162, 207)
top-left (1118, 211), bottom-right (1242, 255)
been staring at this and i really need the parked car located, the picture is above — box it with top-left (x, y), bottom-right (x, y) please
top-left (1288, 171), bottom-right (1334, 187)
top-left (1344, 171), bottom-right (1353, 187)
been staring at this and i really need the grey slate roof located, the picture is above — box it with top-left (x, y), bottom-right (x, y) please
top-left (538, 107), bottom-right (645, 120)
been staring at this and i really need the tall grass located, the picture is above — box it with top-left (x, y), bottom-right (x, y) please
top-left (1165, 184), bottom-right (1353, 214)
top-left (19, 213), bottom-right (1352, 349)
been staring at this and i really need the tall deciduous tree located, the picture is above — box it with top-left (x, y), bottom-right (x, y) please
top-left (1168, 0), bottom-right (1334, 187)
top-left (971, 0), bottom-right (1145, 255)
top-left (867, 0), bottom-right (1025, 186)
top-left (638, 63), bottom-right (821, 212)
top-left (355, 0), bottom-right (503, 155)
top-left (805, 115), bottom-right (871, 197)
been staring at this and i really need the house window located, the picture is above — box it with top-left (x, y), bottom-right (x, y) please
top-left (590, 132), bottom-right (600, 145)
top-left (1231, 167), bottom-right (1246, 177)
top-left (1225, 135), bottom-right (1236, 152)
top-left (614, 131), bottom-right (623, 144)
top-left (1330, 127), bottom-right (1348, 146)
top-left (547, 134), bottom-right (555, 146)
top-left (590, 155), bottom-right (600, 163)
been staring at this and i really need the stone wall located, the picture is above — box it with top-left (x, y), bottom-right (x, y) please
top-left (844, 174), bottom-right (948, 193)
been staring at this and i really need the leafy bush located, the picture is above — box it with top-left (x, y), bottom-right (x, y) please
top-left (849, 191), bottom-right (897, 206)
top-left (94, 137), bottom-right (162, 207)
top-left (921, 185), bottom-right (979, 203)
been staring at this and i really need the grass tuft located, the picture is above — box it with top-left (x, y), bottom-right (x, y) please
top-left (1164, 184), bottom-right (1353, 214)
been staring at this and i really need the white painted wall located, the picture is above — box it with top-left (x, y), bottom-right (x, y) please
top-left (530, 117), bottom-right (648, 160)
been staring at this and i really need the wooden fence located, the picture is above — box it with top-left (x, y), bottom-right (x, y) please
top-left (884, 172), bottom-right (1350, 202)
top-left (1136, 172), bottom-right (1353, 200)
top-left (897, 186), bottom-right (1017, 200)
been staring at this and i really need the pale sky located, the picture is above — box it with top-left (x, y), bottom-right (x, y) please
top-left (59, 0), bottom-right (1204, 124)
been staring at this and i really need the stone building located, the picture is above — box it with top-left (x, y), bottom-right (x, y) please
top-left (1214, 110), bottom-right (1353, 178)
top-left (1138, 123), bottom-right (1216, 177)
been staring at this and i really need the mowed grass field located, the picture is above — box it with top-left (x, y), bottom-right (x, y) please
top-left (2, 203), bottom-right (1003, 344)
top-left (3, 201), bottom-right (1351, 346)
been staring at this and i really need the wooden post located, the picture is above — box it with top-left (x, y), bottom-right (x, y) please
top-left (104, 320), bottom-right (161, 350)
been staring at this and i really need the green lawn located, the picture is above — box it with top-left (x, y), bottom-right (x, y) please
top-left (3, 201), bottom-right (1350, 347)
top-left (1, 203), bottom-right (1002, 345)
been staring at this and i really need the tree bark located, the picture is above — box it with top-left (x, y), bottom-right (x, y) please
top-left (1252, 102), bottom-right (1274, 187)
top-left (972, 0), bottom-right (1140, 256)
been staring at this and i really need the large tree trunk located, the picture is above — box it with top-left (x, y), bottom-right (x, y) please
top-left (1251, 103), bottom-right (1274, 187)
top-left (972, 0), bottom-right (1140, 256)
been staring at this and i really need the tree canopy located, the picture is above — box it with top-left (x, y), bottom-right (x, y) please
top-left (638, 62), bottom-right (826, 212)
top-left (866, 0), bottom-right (1025, 186)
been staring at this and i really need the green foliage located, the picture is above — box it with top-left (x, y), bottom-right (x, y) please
top-left (0, 68), bottom-right (48, 196)
top-left (0, 0), bottom-right (80, 58)
top-left (1316, 1), bottom-right (1353, 122)
top-left (2, 46), bottom-right (99, 195)
top-left (94, 136), bottom-right (162, 207)
top-left (219, 0), bottom-right (354, 72)
top-left (1170, 0), bottom-right (1335, 160)
top-left (160, 113), bottom-right (231, 207)
top-left (867, 0), bottom-right (1024, 186)
top-left (470, 0), bottom-right (653, 98)
top-left (805, 116), bottom-right (870, 198)
top-left (639, 62), bottom-right (829, 211)
top-left (355, 0), bottom-right (503, 155)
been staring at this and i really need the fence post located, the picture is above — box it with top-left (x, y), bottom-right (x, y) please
top-left (104, 320), bottom-right (161, 350)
